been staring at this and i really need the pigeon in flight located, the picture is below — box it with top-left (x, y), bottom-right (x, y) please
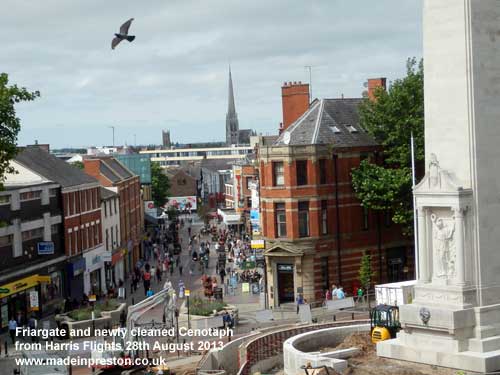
top-left (111, 18), bottom-right (135, 50)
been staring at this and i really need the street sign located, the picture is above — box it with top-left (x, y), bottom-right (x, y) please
top-left (0, 288), bottom-right (9, 294)
top-left (185, 289), bottom-right (191, 297)
top-left (37, 242), bottom-right (54, 255)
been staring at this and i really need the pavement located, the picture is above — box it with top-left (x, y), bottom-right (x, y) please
top-left (0, 214), bottom-right (370, 374)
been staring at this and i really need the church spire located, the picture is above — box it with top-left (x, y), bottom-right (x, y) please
top-left (228, 65), bottom-right (236, 115)
top-left (226, 65), bottom-right (239, 145)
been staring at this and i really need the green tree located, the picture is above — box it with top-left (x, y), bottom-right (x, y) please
top-left (151, 162), bottom-right (170, 207)
top-left (358, 252), bottom-right (374, 307)
top-left (351, 58), bottom-right (424, 236)
top-left (0, 73), bottom-right (40, 187)
top-left (70, 161), bottom-right (84, 169)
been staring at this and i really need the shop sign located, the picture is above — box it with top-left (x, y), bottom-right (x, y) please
top-left (88, 295), bottom-right (97, 302)
top-left (30, 291), bottom-right (39, 311)
top-left (251, 240), bottom-right (265, 249)
top-left (112, 251), bottom-right (124, 266)
top-left (37, 241), bottom-right (54, 255)
top-left (102, 252), bottom-right (112, 263)
top-left (70, 258), bottom-right (86, 277)
top-left (0, 275), bottom-right (51, 298)
top-left (277, 264), bottom-right (293, 272)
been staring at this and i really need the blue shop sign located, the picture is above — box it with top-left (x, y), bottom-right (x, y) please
top-left (68, 258), bottom-right (86, 277)
top-left (37, 242), bottom-right (54, 255)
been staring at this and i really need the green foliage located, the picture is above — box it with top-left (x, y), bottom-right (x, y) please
top-left (67, 299), bottom-right (120, 321)
top-left (0, 73), bottom-right (40, 188)
top-left (151, 162), bottom-right (170, 207)
top-left (358, 252), bottom-right (374, 292)
top-left (70, 161), bottom-right (84, 169)
top-left (189, 296), bottom-right (226, 317)
top-left (352, 58), bottom-right (424, 235)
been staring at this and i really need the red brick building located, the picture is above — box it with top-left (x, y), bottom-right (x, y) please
top-left (15, 146), bottom-right (103, 299)
top-left (259, 80), bottom-right (413, 307)
top-left (83, 157), bottom-right (143, 274)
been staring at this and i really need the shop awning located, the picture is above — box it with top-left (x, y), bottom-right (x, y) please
top-left (217, 208), bottom-right (243, 225)
top-left (0, 274), bottom-right (51, 298)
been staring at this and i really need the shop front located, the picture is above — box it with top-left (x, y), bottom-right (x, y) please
top-left (105, 248), bottom-right (125, 288)
top-left (83, 247), bottom-right (106, 296)
top-left (67, 257), bottom-right (86, 301)
top-left (0, 274), bottom-right (51, 331)
top-left (264, 243), bottom-right (305, 308)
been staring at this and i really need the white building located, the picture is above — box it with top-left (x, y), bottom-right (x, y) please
top-left (100, 187), bottom-right (123, 288)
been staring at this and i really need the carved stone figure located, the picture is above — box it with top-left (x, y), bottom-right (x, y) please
top-left (431, 213), bottom-right (455, 278)
top-left (429, 153), bottom-right (440, 188)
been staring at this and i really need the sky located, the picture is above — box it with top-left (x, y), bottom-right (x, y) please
top-left (1, 0), bottom-right (423, 149)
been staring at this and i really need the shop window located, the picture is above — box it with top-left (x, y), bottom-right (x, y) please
top-left (296, 160), bottom-right (308, 186)
top-left (22, 228), bottom-right (44, 241)
top-left (106, 229), bottom-right (109, 251)
top-left (42, 271), bottom-right (63, 302)
top-left (321, 200), bottom-right (328, 235)
top-left (68, 231), bottom-right (72, 254)
top-left (298, 201), bottom-right (310, 237)
top-left (275, 203), bottom-right (287, 237)
top-left (0, 195), bottom-right (9, 205)
top-left (273, 162), bottom-right (284, 186)
top-left (0, 235), bottom-right (12, 247)
top-left (20, 190), bottom-right (42, 201)
top-left (319, 159), bottom-right (327, 184)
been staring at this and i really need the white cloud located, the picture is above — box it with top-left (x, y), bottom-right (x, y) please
top-left (0, 0), bottom-right (423, 148)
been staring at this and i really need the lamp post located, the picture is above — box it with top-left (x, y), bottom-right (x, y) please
top-left (185, 289), bottom-right (191, 329)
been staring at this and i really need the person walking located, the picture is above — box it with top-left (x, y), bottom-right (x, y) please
top-left (337, 286), bottom-right (345, 299)
top-left (8, 317), bottom-right (17, 344)
top-left (219, 267), bottom-right (226, 285)
top-left (296, 293), bottom-right (305, 314)
top-left (143, 269), bottom-right (151, 296)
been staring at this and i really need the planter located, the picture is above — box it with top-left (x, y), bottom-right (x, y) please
top-left (177, 301), bottom-right (238, 329)
top-left (55, 302), bottom-right (127, 338)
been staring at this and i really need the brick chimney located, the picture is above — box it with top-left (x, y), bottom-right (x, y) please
top-left (367, 78), bottom-right (387, 101)
top-left (281, 81), bottom-right (310, 130)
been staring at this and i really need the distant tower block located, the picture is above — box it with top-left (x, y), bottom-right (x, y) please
top-left (162, 130), bottom-right (171, 148)
top-left (378, 1), bottom-right (500, 372)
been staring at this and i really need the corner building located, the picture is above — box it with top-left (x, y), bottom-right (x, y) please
top-left (260, 82), bottom-right (413, 307)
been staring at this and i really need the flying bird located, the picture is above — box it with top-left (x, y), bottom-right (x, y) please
top-left (111, 18), bottom-right (135, 50)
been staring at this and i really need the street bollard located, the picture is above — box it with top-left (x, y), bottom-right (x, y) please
top-left (333, 314), bottom-right (336, 321)
top-left (352, 312), bottom-right (355, 320)
top-left (132, 297), bottom-right (135, 305)
top-left (4, 341), bottom-right (7, 357)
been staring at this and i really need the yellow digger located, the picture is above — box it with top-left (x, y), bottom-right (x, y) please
top-left (370, 304), bottom-right (401, 343)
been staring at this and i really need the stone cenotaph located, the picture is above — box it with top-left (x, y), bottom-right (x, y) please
top-left (377, 0), bottom-right (500, 372)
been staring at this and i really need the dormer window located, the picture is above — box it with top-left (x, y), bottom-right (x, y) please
top-left (347, 125), bottom-right (358, 133)
top-left (330, 126), bottom-right (341, 133)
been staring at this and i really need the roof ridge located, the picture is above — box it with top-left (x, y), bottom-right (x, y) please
top-left (312, 99), bottom-right (325, 144)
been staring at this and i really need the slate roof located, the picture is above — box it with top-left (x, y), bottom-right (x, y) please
top-left (200, 159), bottom-right (234, 172)
top-left (89, 156), bottom-right (135, 183)
top-left (15, 146), bottom-right (98, 188)
top-left (274, 98), bottom-right (378, 148)
top-left (100, 187), bottom-right (118, 201)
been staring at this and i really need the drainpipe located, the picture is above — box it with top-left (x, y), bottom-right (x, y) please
top-left (374, 151), bottom-right (383, 282)
top-left (333, 154), bottom-right (342, 285)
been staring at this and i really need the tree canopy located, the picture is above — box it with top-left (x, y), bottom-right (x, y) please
top-left (0, 73), bottom-right (40, 187)
top-left (351, 58), bottom-right (424, 236)
top-left (151, 162), bottom-right (170, 207)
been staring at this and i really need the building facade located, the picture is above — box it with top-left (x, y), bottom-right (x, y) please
top-left (259, 81), bottom-right (413, 307)
top-left (101, 187), bottom-right (124, 289)
top-left (83, 157), bottom-right (143, 276)
top-left (0, 161), bottom-right (65, 330)
top-left (15, 146), bottom-right (104, 300)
